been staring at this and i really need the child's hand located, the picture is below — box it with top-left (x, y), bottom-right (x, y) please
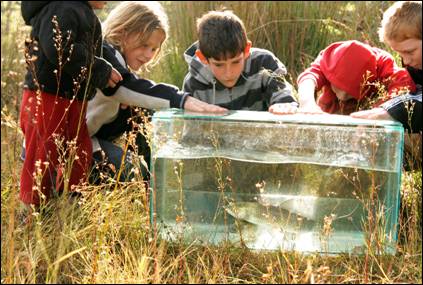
top-left (269, 102), bottom-right (299, 115)
top-left (184, 96), bottom-right (228, 113)
top-left (108, 67), bottom-right (123, 88)
top-left (350, 108), bottom-right (394, 121)
top-left (298, 102), bottom-right (325, 114)
top-left (297, 79), bottom-right (326, 114)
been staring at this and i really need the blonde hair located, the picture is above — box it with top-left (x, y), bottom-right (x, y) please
top-left (103, 1), bottom-right (169, 67)
top-left (379, 1), bottom-right (422, 42)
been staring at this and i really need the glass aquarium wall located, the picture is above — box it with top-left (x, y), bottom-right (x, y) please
top-left (150, 110), bottom-right (404, 254)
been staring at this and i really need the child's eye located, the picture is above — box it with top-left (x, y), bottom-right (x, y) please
top-left (403, 49), bottom-right (415, 55)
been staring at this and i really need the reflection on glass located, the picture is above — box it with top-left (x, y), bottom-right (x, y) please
top-left (151, 109), bottom-right (404, 254)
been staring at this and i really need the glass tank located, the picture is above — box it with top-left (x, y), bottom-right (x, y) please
top-left (150, 109), bottom-right (404, 254)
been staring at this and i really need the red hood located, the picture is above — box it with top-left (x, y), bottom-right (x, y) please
top-left (320, 40), bottom-right (377, 100)
top-left (300, 40), bottom-right (417, 114)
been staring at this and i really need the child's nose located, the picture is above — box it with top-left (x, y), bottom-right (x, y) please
top-left (145, 49), bottom-right (155, 60)
top-left (225, 66), bottom-right (234, 77)
top-left (402, 56), bottom-right (411, 66)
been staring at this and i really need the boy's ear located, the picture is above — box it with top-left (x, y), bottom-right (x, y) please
top-left (195, 50), bottom-right (208, 64)
top-left (244, 40), bottom-right (252, 58)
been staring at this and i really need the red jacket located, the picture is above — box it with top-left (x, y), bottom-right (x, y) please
top-left (297, 40), bottom-right (416, 114)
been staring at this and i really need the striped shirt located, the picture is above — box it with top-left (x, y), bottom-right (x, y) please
top-left (183, 42), bottom-right (296, 111)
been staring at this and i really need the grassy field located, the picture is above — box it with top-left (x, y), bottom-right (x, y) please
top-left (1, 1), bottom-right (422, 283)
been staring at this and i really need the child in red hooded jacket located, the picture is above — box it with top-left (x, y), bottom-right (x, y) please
top-left (271, 40), bottom-right (416, 115)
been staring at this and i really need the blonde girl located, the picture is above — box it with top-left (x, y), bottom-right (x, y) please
top-left (86, 1), bottom-right (226, 182)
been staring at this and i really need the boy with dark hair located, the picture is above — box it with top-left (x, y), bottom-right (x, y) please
top-left (183, 10), bottom-right (296, 111)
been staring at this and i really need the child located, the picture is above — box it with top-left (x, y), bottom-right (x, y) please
top-left (182, 10), bottom-right (297, 111)
top-left (351, 1), bottom-right (422, 134)
top-left (86, 1), bottom-right (227, 182)
top-left (283, 40), bottom-right (416, 116)
top-left (19, 1), bottom-right (122, 207)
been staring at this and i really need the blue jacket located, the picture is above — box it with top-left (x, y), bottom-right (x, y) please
top-left (382, 66), bottom-right (422, 133)
top-left (87, 42), bottom-right (188, 144)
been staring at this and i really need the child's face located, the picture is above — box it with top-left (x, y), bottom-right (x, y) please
top-left (331, 84), bottom-right (353, 101)
top-left (387, 38), bottom-right (422, 70)
top-left (207, 53), bottom-right (246, 88)
top-left (123, 30), bottom-right (165, 71)
top-left (88, 1), bottom-right (107, 9)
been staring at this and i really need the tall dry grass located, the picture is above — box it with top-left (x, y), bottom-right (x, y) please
top-left (147, 1), bottom-right (396, 87)
top-left (1, 1), bottom-right (422, 284)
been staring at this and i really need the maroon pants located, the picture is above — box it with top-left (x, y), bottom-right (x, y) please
top-left (19, 89), bottom-right (92, 205)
